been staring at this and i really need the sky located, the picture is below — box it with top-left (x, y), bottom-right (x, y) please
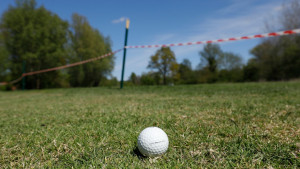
top-left (0, 0), bottom-right (286, 80)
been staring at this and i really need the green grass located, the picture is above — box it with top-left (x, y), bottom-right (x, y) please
top-left (0, 82), bottom-right (299, 168)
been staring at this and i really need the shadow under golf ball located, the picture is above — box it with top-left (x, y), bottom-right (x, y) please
top-left (131, 146), bottom-right (147, 159)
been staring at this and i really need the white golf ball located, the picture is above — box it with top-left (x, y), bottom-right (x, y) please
top-left (137, 127), bottom-right (169, 157)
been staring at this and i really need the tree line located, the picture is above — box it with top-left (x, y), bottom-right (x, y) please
top-left (0, 0), bottom-right (299, 90)
top-left (0, 0), bottom-right (114, 89)
top-left (128, 36), bottom-right (300, 85)
top-left (127, 0), bottom-right (300, 86)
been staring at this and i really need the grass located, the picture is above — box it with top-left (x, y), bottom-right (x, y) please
top-left (0, 82), bottom-right (299, 168)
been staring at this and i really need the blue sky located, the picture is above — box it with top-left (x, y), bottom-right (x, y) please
top-left (0, 0), bottom-right (285, 80)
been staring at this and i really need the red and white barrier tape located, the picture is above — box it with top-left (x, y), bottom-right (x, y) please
top-left (125, 29), bottom-right (300, 49)
top-left (1, 49), bottom-right (122, 85)
top-left (23, 49), bottom-right (122, 76)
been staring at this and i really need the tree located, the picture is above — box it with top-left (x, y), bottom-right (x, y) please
top-left (219, 52), bottom-right (242, 70)
top-left (0, 33), bottom-right (10, 82)
top-left (140, 72), bottom-right (155, 85)
top-left (198, 44), bottom-right (222, 73)
top-left (251, 38), bottom-right (300, 80)
top-left (99, 76), bottom-right (118, 87)
top-left (217, 52), bottom-right (243, 82)
top-left (198, 44), bottom-right (243, 83)
top-left (280, 0), bottom-right (300, 30)
top-left (68, 13), bottom-right (114, 87)
top-left (147, 47), bottom-right (179, 85)
top-left (199, 44), bottom-right (243, 71)
top-left (218, 68), bottom-right (243, 82)
top-left (129, 72), bottom-right (139, 85)
top-left (178, 59), bottom-right (196, 84)
top-left (243, 58), bottom-right (259, 81)
top-left (0, 0), bottom-right (69, 89)
top-left (251, 0), bottom-right (300, 81)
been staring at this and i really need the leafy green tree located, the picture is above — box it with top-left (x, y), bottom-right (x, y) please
top-left (0, 0), bottom-right (69, 89)
top-left (219, 52), bottom-right (242, 70)
top-left (218, 68), bottom-right (243, 82)
top-left (68, 13), bottom-right (114, 87)
top-left (199, 44), bottom-right (243, 71)
top-left (147, 47), bottom-right (179, 85)
top-left (217, 52), bottom-right (243, 82)
top-left (198, 44), bottom-right (244, 83)
top-left (178, 59), bottom-right (196, 84)
top-left (129, 72), bottom-right (139, 85)
top-left (243, 58), bottom-right (259, 81)
top-left (140, 72), bottom-right (155, 85)
top-left (198, 44), bottom-right (222, 73)
top-left (198, 44), bottom-right (222, 83)
top-left (251, 38), bottom-right (300, 80)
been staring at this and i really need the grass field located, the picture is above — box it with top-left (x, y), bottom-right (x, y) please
top-left (0, 82), bottom-right (299, 168)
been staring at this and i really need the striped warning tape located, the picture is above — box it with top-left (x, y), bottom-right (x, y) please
top-left (2, 49), bottom-right (122, 85)
top-left (23, 49), bottom-right (122, 76)
top-left (125, 29), bottom-right (300, 49)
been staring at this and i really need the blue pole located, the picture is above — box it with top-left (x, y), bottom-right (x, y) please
top-left (120, 19), bottom-right (130, 89)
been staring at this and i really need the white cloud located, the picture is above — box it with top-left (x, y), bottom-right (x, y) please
top-left (217, 0), bottom-right (255, 15)
top-left (172, 1), bottom-right (283, 59)
top-left (112, 17), bottom-right (127, 24)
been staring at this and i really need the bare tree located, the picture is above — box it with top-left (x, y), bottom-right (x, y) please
top-left (280, 0), bottom-right (300, 29)
top-left (265, 0), bottom-right (300, 32)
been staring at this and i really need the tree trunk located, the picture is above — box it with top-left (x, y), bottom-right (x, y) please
top-left (36, 77), bottom-right (40, 89)
top-left (163, 74), bottom-right (166, 85)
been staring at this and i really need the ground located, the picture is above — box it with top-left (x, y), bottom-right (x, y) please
top-left (0, 82), bottom-right (299, 168)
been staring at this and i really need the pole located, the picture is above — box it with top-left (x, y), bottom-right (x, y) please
top-left (120, 19), bottom-right (130, 89)
top-left (22, 60), bottom-right (26, 90)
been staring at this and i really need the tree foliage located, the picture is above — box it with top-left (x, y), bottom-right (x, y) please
top-left (199, 44), bottom-right (243, 71)
top-left (219, 52), bottom-right (242, 70)
top-left (250, 0), bottom-right (300, 81)
top-left (0, 0), bottom-right (69, 89)
top-left (140, 72), bottom-right (156, 85)
top-left (0, 1), bottom-right (114, 89)
top-left (243, 58), bottom-right (259, 81)
top-left (198, 44), bottom-right (222, 73)
top-left (178, 59), bottom-right (196, 84)
top-left (0, 33), bottom-right (10, 81)
top-left (197, 44), bottom-right (243, 83)
top-left (129, 72), bottom-right (138, 85)
top-left (147, 47), bottom-right (179, 85)
top-left (251, 37), bottom-right (300, 80)
top-left (68, 13), bottom-right (114, 87)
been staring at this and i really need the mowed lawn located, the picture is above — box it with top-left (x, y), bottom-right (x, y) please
top-left (0, 82), bottom-right (299, 168)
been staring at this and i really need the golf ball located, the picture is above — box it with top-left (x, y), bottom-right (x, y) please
top-left (137, 127), bottom-right (169, 157)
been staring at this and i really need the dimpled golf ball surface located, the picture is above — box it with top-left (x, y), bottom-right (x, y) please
top-left (137, 127), bottom-right (169, 157)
